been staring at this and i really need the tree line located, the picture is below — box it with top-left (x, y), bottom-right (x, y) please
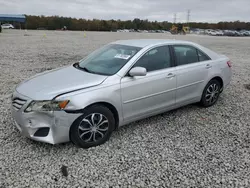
top-left (21, 15), bottom-right (250, 31)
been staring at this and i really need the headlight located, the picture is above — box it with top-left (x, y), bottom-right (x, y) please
top-left (25, 100), bottom-right (69, 112)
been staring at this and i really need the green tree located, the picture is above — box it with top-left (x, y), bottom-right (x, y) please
top-left (24, 15), bottom-right (250, 31)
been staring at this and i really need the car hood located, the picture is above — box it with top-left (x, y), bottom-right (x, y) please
top-left (16, 65), bottom-right (108, 100)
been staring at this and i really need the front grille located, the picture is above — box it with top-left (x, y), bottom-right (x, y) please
top-left (12, 97), bottom-right (27, 111)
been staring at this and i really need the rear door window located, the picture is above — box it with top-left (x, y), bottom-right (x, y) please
top-left (173, 45), bottom-right (199, 66)
top-left (197, 50), bottom-right (211, 62)
top-left (173, 45), bottom-right (210, 66)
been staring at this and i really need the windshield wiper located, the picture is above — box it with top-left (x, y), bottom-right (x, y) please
top-left (73, 62), bottom-right (110, 76)
top-left (73, 62), bottom-right (91, 73)
top-left (73, 62), bottom-right (80, 68)
top-left (82, 67), bottom-right (92, 73)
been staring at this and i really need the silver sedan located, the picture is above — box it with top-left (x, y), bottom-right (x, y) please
top-left (11, 39), bottom-right (232, 148)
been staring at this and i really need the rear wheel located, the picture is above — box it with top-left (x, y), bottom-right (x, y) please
top-left (70, 105), bottom-right (115, 148)
top-left (200, 79), bottom-right (221, 107)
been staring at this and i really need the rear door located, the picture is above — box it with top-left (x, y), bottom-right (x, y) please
top-left (172, 45), bottom-right (212, 105)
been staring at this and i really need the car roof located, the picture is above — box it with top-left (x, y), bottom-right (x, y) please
top-left (112, 39), bottom-right (220, 60)
top-left (111, 39), bottom-right (196, 48)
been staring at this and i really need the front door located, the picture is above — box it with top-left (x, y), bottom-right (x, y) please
top-left (121, 45), bottom-right (177, 122)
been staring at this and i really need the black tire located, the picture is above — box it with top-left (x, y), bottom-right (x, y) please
top-left (70, 105), bottom-right (115, 148)
top-left (200, 79), bottom-right (221, 107)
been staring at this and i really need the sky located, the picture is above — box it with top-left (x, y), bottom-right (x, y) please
top-left (0, 0), bottom-right (249, 23)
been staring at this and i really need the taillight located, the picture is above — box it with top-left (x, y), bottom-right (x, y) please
top-left (227, 61), bottom-right (232, 68)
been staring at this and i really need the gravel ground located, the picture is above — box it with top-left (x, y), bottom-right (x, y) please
top-left (0, 30), bottom-right (250, 188)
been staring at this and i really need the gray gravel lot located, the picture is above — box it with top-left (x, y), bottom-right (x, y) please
top-left (0, 30), bottom-right (250, 187)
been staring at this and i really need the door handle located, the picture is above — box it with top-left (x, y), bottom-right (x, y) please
top-left (206, 64), bottom-right (212, 69)
top-left (166, 73), bottom-right (175, 78)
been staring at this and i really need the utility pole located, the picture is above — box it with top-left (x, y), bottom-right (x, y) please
top-left (173, 13), bottom-right (177, 24)
top-left (187, 9), bottom-right (191, 24)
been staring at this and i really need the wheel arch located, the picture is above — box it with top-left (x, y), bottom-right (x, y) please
top-left (210, 76), bottom-right (224, 91)
top-left (90, 102), bottom-right (120, 130)
top-left (67, 101), bottom-right (120, 130)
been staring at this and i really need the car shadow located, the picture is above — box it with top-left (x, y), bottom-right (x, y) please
top-left (114, 103), bottom-right (200, 133)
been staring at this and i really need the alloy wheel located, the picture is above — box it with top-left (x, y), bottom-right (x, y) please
top-left (78, 113), bottom-right (109, 143)
top-left (205, 83), bottom-right (220, 105)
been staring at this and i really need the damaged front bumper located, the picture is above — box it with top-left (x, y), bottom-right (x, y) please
top-left (11, 91), bottom-right (80, 144)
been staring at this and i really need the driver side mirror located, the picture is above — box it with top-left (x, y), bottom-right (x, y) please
top-left (129, 67), bottom-right (147, 77)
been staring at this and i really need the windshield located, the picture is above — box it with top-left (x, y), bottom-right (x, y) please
top-left (78, 44), bottom-right (141, 75)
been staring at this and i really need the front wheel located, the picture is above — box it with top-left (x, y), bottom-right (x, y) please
top-left (200, 79), bottom-right (221, 107)
top-left (70, 105), bottom-right (115, 148)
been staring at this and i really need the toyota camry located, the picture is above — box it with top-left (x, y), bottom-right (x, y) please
top-left (11, 39), bottom-right (232, 148)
